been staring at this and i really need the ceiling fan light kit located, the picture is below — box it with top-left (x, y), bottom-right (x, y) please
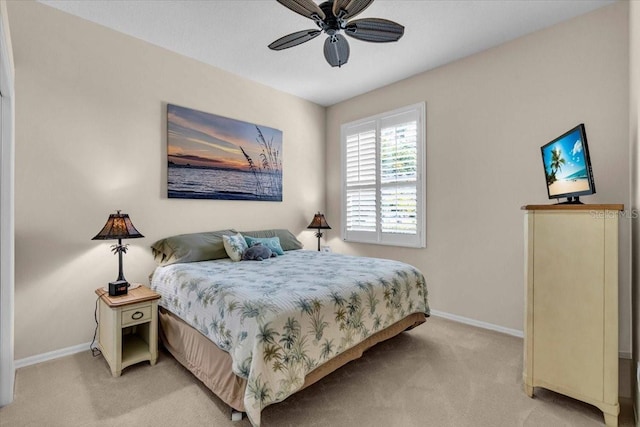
top-left (269, 0), bottom-right (404, 67)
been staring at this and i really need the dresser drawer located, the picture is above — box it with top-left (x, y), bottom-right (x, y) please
top-left (121, 305), bottom-right (151, 326)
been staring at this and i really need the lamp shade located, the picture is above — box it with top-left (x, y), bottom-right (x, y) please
top-left (307, 212), bottom-right (331, 230)
top-left (92, 210), bottom-right (144, 240)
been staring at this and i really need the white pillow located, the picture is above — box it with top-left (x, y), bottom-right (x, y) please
top-left (222, 233), bottom-right (248, 262)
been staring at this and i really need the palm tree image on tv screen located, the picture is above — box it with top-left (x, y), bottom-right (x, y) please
top-left (541, 124), bottom-right (594, 200)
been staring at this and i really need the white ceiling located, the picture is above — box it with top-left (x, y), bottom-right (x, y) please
top-left (39, 0), bottom-right (615, 106)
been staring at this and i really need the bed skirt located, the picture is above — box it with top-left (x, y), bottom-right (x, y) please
top-left (159, 307), bottom-right (427, 412)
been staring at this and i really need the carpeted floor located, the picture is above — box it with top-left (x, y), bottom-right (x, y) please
top-left (0, 316), bottom-right (633, 427)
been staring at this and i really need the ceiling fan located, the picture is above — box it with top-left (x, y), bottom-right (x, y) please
top-left (268, 0), bottom-right (405, 68)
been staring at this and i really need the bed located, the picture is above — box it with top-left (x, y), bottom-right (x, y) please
top-left (149, 230), bottom-right (429, 426)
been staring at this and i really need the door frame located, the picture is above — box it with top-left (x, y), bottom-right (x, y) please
top-left (0, 5), bottom-right (15, 407)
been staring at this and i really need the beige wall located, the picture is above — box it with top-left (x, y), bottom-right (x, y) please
top-left (8, 1), bottom-right (326, 359)
top-left (7, 1), bottom-right (633, 361)
top-left (630, 0), bottom-right (640, 414)
top-left (327, 3), bottom-right (631, 353)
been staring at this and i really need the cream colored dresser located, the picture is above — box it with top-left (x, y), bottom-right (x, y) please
top-left (522, 204), bottom-right (623, 427)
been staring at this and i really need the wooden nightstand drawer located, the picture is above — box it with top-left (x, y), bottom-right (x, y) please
top-left (121, 305), bottom-right (151, 327)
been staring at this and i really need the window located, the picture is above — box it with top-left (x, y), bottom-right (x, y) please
top-left (341, 102), bottom-right (425, 248)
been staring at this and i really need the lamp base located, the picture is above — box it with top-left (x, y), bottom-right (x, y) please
top-left (108, 280), bottom-right (129, 296)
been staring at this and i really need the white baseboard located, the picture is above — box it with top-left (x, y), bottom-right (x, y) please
top-left (14, 341), bottom-right (91, 369)
top-left (429, 309), bottom-right (524, 338)
top-left (13, 311), bottom-right (633, 369)
top-left (429, 309), bottom-right (632, 360)
top-left (19, 312), bottom-right (525, 369)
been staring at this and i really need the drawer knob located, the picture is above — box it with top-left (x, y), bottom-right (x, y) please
top-left (131, 311), bottom-right (144, 320)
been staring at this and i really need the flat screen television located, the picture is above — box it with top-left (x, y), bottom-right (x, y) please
top-left (540, 123), bottom-right (595, 204)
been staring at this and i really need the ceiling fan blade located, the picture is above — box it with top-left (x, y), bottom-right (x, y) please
top-left (345, 18), bottom-right (404, 42)
top-left (268, 29), bottom-right (322, 51)
top-left (276, 0), bottom-right (326, 21)
top-left (333, 0), bottom-right (374, 20)
top-left (324, 34), bottom-right (350, 67)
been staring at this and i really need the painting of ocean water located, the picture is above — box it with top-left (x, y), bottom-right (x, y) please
top-left (167, 104), bottom-right (283, 201)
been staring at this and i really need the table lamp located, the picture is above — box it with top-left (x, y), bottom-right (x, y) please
top-left (92, 210), bottom-right (144, 296)
top-left (307, 212), bottom-right (331, 251)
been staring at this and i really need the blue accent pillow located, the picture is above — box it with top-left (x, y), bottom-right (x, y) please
top-left (244, 236), bottom-right (285, 256)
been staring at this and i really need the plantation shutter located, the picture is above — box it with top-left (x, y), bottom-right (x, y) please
top-left (341, 103), bottom-right (425, 248)
top-left (345, 121), bottom-right (377, 236)
top-left (379, 110), bottom-right (419, 245)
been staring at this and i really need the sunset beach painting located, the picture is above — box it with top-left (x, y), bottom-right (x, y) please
top-left (542, 126), bottom-right (590, 198)
top-left (167, 104), bottom-right (282, 201)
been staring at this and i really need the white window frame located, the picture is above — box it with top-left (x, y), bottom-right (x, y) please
top-left (341, 102), bottom-right (426, 248)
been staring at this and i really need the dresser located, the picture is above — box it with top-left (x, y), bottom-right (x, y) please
top-left (522, 204), bottom-right (623, 427)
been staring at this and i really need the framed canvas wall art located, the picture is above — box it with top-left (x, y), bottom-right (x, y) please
top-left (167, 104), bottom-right (283, 201)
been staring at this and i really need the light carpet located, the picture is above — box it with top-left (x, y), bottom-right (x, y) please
top-left (0, 316), bottom-right (633, 426)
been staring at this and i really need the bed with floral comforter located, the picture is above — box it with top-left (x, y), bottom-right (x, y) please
top-left (150, 249), bottom-right (429, 426)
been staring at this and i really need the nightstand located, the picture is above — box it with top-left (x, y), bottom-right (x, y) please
top-left (94, 285), bottom-right (161, 377)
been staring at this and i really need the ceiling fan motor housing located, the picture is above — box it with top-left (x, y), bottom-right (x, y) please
top-left (318, 1), bottom-right (344, 35)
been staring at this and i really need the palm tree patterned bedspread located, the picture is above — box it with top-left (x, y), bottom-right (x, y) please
top-left (150, 249), bottom-right (429, 426)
